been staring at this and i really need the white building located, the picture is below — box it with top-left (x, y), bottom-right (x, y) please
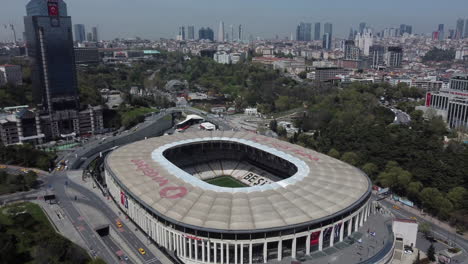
top-left (424, 75), bottom-right (468, 129)
top-left (355, 29), bottom-right (373, 56)
top-left (393, 219), bottom-right (418, 247)
top-left (0, 65), bottom-right (23, 86)
top-left (214, 52), bottom-right (231, 64)
top-left (244, 108), bottom-right (258, 116)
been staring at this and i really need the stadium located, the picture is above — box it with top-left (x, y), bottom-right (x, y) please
top-left (104, 131), bottom-right (373, 264)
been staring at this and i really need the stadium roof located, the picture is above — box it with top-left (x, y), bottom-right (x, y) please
top-left (106, 131), bottom-right (371, 232)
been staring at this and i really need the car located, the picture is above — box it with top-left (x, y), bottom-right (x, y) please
top-left (116, 220), bottom-right (123, 228)
top-left (138, 248), bottom-right (146, 255)
top-left (393, 205), bottom-right (400, 210)
top-left (123, 255), bottom-right (129, 261)
top-left (410, 216), bottom-right (417, 221)
top-left (21, 168), bottom-right (30, 173)
top-left (0, 165), bottom-right (6, 169)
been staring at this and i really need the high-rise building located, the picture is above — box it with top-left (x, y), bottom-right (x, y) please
top-left (87, 32), bottom-right (93, 42)
top-left (296, 22), bottom-right (312, 41)
top-left (323, 23), bottom-right (333, 50)
top-left (25, 0), bottom-right (79, 113)
top-left (218, 21), bottom-right (225, 42)
top-left (177, 26), bottom-right (185, 40)
top-left (73, 24), bottom-right (85, 43)
top-left (348, 28), bottom-right (355, 40)
top-left (355, 29), bottom-right (373, 56)
top-left (314, 22), bottom-right (321, 41)
top-left (92, 26), bottom-right (98, 42)
top-left (369, 45), bottom-right (386, 69)
top-left (344, 40), bottom-right (360, 61)
top-left (199, 27), bottom-right (214, 41)
top-left (449, 29), bottom-right (455, 39)
top-left (464, 20), bottom-right (468, 38)
top-left (359, 22), bottom-right (366, 34)
top-left (24, 0), bottom-right (103, 140)
top-left (385, 46), bottom-right (403, 68)
top-left (455, 18), bottom-right (465, 39)
top-left (187, 26), bottom-right (195, 40)
top-left (238, 25), bottom-right (242, 41)
top-left (438, 24), bottom-right (445, 40)
top-left (399, 24), bottom-right (413, 36)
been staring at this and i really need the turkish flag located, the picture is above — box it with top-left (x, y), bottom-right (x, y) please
top-left (48, 3), bottom-right (59, 16)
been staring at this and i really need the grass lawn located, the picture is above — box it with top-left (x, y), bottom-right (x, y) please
top-left (205, 176), bottom-right (247, 188)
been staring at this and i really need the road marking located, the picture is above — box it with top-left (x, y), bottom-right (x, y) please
top-left (145, 257), bottom-right (158, 264)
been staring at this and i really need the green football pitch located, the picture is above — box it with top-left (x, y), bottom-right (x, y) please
top-left (205, 176), bottom-right (247, 188)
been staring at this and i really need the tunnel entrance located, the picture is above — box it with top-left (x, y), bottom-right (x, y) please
top-left (95, 225), bottom-right (110, 237)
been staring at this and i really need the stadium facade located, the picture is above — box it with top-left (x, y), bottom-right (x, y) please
top-left (105, 131), bottom-right (374, 263)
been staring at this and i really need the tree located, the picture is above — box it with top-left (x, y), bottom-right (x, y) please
top-left (298, 71), bottom-right (307, 79)
top-left (88, 259), bottom-right (106, 264)
top-left (419, 222), bottom-right (432, 239)
top-left (361, 163), bottom-right (379, 180)
top-left (277, 126), bottom-right (287, 137)
top-left (341, 152), bottom-right (359, 166)
top-left (327, 148), bottom-right (340, 159)
top-left (377, 162), bottom-right (412, 195)
top-left (447, 187), bottom-right (467, 210)
top-left (269, 120), bottom-right (278, 133)
top-left (427, 243), bottom-right (436, 262)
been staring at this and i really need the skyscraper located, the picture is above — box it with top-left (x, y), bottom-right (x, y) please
top-left (314, 22), bottom-right (321, 41)
top-left (455, 18), bottom-right (464, 39)
top-left (438, 24), bottom-right (445, 40)
top-left (199, 27), bottom-right (214, 41)
top-left (218, 21), bottom-right (225, 42)
top-left (73, 24), bottom-right (85, 43)
top-left (323, 23), bottom-right (333, 50)
top-left (24, 0), bottom-right (79, 137)
top-left (359, 22), bottom-right (366, 34)
top-left (464, 20), bottom-right (468, 38)
top-left (228, 24), bottom-right (233, 42)
top-left (92, 26), bottom-right (98, 42)
top-left (238, 25), bottom-right (242, 41)
top-left (177, 26), bottom-right (185, 40)
top-left (296, 22), bottom-right (312, 41)
top-left (187, 26), bottom-right (195, 40)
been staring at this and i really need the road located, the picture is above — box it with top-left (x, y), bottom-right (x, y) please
top-left (378, 197), bottom-right (468, 263)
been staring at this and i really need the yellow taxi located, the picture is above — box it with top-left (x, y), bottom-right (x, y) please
top-left (0, 165), bottom-right (6, 169)
top-left (21, 168), bottom-right (30, 173)
top-left (116, 220), bottom-right (123, 228)
top-left (410, 216), bottom-right (417, 221)
top-left (138, 248), bottom-right (146, 255)
top-left (393, 205), bottom-right (400, 210)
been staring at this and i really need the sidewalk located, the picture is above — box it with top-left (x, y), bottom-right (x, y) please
top-left (33, 199), bottom-right (88, 250)
top-left (67, 170), bottom-right (174, 264)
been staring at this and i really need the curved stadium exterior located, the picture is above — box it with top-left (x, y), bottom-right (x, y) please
top-left (105, 131), bottom-right (373, 263)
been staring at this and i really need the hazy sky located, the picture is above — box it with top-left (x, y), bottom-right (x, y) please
top-left (1, 0), bottom-right (468, 42)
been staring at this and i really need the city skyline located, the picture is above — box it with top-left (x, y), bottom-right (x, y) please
top-left (1, 0), bottom-right (468, 41)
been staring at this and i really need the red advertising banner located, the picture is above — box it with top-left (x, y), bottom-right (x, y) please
top-left (310, 230), bottom-right (321, 245)
top-left (426, 93), bottom-right (432, 107)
